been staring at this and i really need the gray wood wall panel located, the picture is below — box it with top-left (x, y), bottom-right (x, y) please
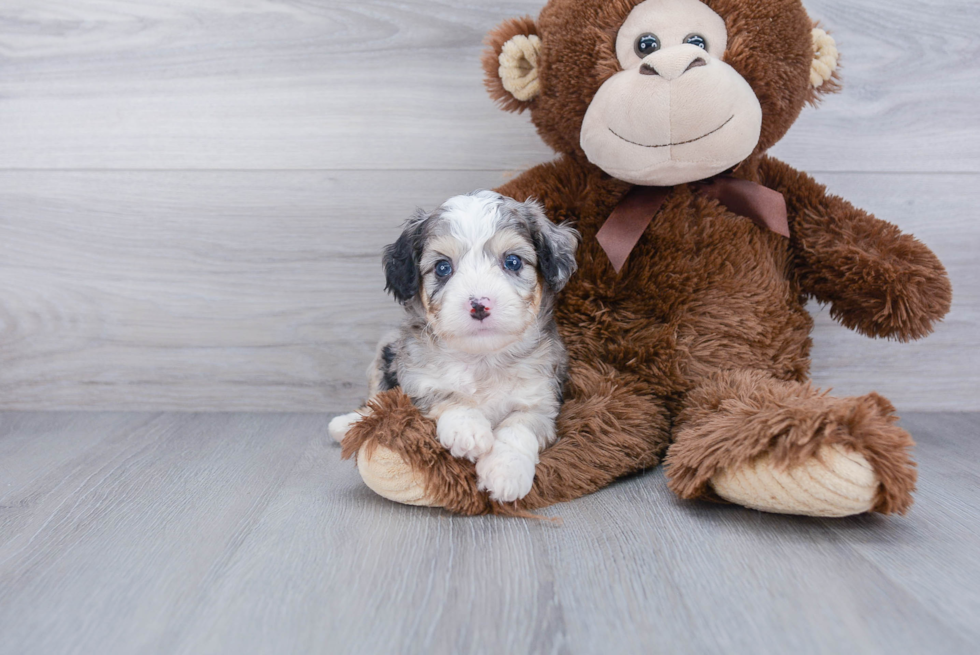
top-left (0, 170), bottom-right (494, 411)
top-left (1, 412), bottom-right (978, 654)
top-left (0, 0), bottom-right (977, 173)
top-left (0, 0), bottom-right (977, 411)
top-left (1, 170), bottom-right (977, 411)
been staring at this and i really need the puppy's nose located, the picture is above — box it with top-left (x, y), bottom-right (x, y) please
top-left (470, 298), bottom-right (491, 321)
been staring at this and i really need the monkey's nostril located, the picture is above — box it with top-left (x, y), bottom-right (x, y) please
top-left (639, 62), bottom-right (659, 76)
top-left (685, 57), bottom-right (707, 73)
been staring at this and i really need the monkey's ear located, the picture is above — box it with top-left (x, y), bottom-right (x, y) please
top-left (382, 211), bottom-right (425, 304)
top-left (807, 25), bottom-right (841, 104)
top-left (482, 16), bottom-right (541, 113)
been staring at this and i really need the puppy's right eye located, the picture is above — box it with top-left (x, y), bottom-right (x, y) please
top-left (434, 260), bottom-right (453, 278)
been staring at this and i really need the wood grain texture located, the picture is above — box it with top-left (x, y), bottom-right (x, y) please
top-left (1, 1), bottom-right (977, 411)
top-left (1, 170), bottom-right (976, 411)
top-left (0, 170), bottom-right (492, 411)
top-left (0, 411), bottom-right (977, 655)
top-left (0, 0), bottom-right (977, 173)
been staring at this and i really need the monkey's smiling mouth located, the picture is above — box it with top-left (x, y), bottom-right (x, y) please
top-left (609, 115), bottom-right (735, 148)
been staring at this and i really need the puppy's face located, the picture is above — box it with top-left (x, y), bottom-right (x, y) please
top-left (384, 191), bottom-right (579, 354)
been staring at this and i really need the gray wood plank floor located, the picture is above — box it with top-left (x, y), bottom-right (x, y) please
top-left (1, 0), bottom-right (978, 412)
top-left (1, 412), bottom-right (978, 655)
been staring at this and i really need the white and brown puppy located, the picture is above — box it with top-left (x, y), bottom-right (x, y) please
top-left (330, 190), bottom-right (579, 502)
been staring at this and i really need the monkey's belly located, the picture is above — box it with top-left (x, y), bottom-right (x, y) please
top-left (558, 211), bottom-right (812, 392)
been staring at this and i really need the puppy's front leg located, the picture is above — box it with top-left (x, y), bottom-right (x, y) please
top-left (476, 412), bottom-right (553, 502)
top-left (436, 406), bottom-right (495, 462)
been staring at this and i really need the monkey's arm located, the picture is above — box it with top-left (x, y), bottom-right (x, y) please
top-left (759, 155), bottom-right (951, 341)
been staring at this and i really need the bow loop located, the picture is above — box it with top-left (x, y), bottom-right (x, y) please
top-left (597, 176), bottom-right (788, 274)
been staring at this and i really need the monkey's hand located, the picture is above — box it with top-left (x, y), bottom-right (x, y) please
top-left (759, 156), bottom-right (952, 341)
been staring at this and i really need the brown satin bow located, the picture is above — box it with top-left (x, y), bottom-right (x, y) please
top-left (595, 175), bottom-right (789, 274)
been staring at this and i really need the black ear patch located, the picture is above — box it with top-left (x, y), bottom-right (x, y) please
top-left (524, 200), bottom-right (580, 293)
top-left (535, 234), bottom-right (566, 292)
top-left (382, 210), bottom-right (427, 303)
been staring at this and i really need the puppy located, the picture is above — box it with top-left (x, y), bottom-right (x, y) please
top-left (330, 190), bottom-right (579, 502)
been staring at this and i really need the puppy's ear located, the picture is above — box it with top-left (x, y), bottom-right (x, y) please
top-left (524, 199), bottom-right (579, 293)
top-left (382, 210), bottom-right (426, 303)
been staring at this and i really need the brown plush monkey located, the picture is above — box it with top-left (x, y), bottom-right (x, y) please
top-left (342, 0), bottom-right (952, 517)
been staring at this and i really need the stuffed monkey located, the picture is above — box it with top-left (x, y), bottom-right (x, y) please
top-left (342, 0), bottom-right (951, 518)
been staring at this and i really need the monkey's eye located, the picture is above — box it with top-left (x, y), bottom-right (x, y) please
top-left (684, 34), bottom-right (707, 50)
top-left (434, 260), bottom-right (453, 278)
top-left (503, 254), bottom-right (523, 272)
top-left (634, 33), bottom-right (660, 58)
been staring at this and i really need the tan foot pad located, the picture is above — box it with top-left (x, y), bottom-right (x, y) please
top-left (710, 444), bottom-right (879, 517)
top-left (356, 443), bottom-right (438, 507)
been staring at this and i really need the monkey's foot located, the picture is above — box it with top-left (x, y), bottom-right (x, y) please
top-left (710, 443), bottom-right (878, 517)
top-left (356, 443), bottom-right (437, 507)
top-left (667, 371), bottom-right (917, 516)
top-left (340, 390), bottom-right (492, 514)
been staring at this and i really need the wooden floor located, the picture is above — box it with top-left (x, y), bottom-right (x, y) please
top-left (1, 412), bottom-right (977, 655)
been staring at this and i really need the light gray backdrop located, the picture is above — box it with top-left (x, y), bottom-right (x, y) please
top-left (1, 0), bottom-right (977, 412)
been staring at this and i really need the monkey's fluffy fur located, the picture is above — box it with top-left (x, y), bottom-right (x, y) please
top-left (332, 191), bottom-right (579, 502)
top-left (342, 0), bottom-right (952, 516)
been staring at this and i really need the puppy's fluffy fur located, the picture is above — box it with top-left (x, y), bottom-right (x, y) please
top-left (330, 190), bottom-right (579, 502)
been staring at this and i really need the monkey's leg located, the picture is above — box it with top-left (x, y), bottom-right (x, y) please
top-left (665, 369), bottom-right (917, 516)
top-left (341, 361), bottom-right (671, 514)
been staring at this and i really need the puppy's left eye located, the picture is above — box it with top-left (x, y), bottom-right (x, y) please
top-left (503, 254), bottom-right (523, 272)
top-left (434, 260), bottom-right (453, 278)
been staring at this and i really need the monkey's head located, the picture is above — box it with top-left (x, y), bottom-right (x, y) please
top-left (483, 0), bottom-right (840, 186)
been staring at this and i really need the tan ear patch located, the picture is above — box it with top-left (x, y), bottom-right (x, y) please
top-left (810, 28), bottom-right (839, 88)
top-left (498, 34), bottom-right (542, 102)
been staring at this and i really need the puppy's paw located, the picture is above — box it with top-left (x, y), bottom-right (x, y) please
top-left (328, 411), bottom-right (364, 444)
top-left (476, 443), bottom-right (536, 502)
top-left (436, 407), bottom-right (495, 462)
